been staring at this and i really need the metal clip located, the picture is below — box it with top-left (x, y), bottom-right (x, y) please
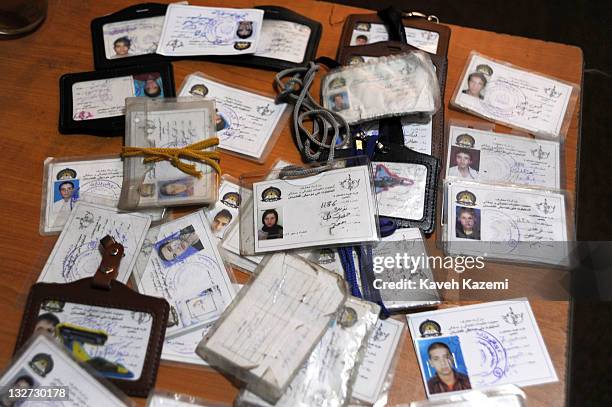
top-left (402, 11), bottom-right (440, 23)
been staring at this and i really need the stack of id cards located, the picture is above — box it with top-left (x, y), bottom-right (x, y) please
top-left (119, 97), bottom-right (219, 210)
top-left (407, 299), bottom-right (558, 399)
top-left (197, 253), bottom-right (348, 403)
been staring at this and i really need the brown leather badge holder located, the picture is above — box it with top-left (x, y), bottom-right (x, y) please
top-left (14, 235), bottom-right (170, 397)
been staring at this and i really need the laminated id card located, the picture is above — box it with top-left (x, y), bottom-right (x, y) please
top-left (443, 180), bottom-right (571, 266)
top-left (407, 299), bottom-right (558, 398)
top-left (119, 97), bottom-right (219, 210)
top-left (178, 72), bottom-right (288, 162)
top-left (451, 52), bottom-right (579, 140)
top-left (156, 4), bottom-right (264, 56)
top-left (91, 2), bottom-right (170, 70)
top-left (131, 210), bottom-right (236, 339)
top-left (338, 13), bottom-right (451, 57)
top-left (1, 334), bottom-right (133, 406)
top-left (239, 156), bottom-right (380, 255)
top-left (209, 6), bottom-right (322, 71)
top-left (40, 155), bottom-right (166, 235)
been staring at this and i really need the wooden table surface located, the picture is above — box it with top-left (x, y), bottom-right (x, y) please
top-left (0, 0), bottom-right (582, 405)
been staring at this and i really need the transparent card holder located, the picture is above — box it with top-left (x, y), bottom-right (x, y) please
top-left (443, 119), bottom-right (565, 191)
top-left (130, 210), bottom-right (238, 337)
top-left (369, 228), bottom-right (441, 312)
top-left (441, 179), bottom-right (575, 268)
top-left (235, 296), bottom-right (379, 407)
top-left (238, 156), bottom-right (381, 256)
top-left (177, 72), bottom-right (289, 163)
top-left (349, 317), bottom-right (407, 406)
top-left (119, 97), bottom-right (219, 210)
top-left (321, 52), bottom-right (441, 125)
top-left (450, 51), bottom-right (580, 142)
top-left (40, 154), bottom-right (166, 235)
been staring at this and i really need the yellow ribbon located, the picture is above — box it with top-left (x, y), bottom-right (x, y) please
top-left (121, 138), bottom-right (222, 178)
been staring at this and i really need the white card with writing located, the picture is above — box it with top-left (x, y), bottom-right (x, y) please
top-left (179, 73), bottom-right (287, 160)
top-left (252, 166), bottom-right (379, 253)
top-left (156, 5), bottom-right (264, 56)
top-left (255, 20), bottom-right (311, 63)
top-left (103, 16), bottom-right (165, 59)
top-left (38, 201), bottom-right (151, 284)
top-left (407, 299), bottom-right (558, 398)
top-left (72, 76), bottom-right (135, 121)
top-left (197, 253), bottom-right (346, 400)
top-left (133, 211), bottom-right (235, 338)
top-left (445, 180), bottom-right (568, 264)
top-left (35, 301), bottom-right (153, 381)
top-left (445, 125), bottom-right (561, 188)
top-left (373, 161), bottom-right (428, 220)
top-left (42, 157), bottom-right (163, 234)
top-left (238, 297), bottom-right (379, 407)
top-left (352, 318), bottom-right (405, 404)
top-left (350, 22), bottom-right (439, 54)
top-left (0, 335), bottom-right (128, 406)
top-left (453, 53), bottom-right (575, 138)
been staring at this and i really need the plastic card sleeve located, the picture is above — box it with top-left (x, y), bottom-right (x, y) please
top-left (371, 141), bottom-right (440, 234)
top-left (0, 333), bottom-right (134, 406)
top-left (368, 228), bottom-right (441, 312)
top-left (218, 160), bottom-right (296, 273)
top-left (443, 119), bottom-right (565, 190)
top-left (91, 2), bottom-right (172, 70)
top-left (177, 72), bottom-right (290, 163)
top-left (349, 317), bottom-right (407, 406)
top-left (58, 62), bottom-right (175, 136)
top-left (118, 97), bottom-right (219, 210)
top-left (235, 296), bottom-right (379, 407)
top-left (450, 51), bottom-right (580, 142)
top-left (238, 156), bottom-right (381, 256)
top-left (129, 209), bottom-right (237, 342)
top-left (407, 384), bottom-right (526, 406)
top-left (196, 253), bottom-right (348, 404)
top-left (147, 390), bottom-right (231, 406)
top-left (321, 52), bottom-right (441, 125)
top-left (441, 179), bottom-right (575, 267)
top-left (40, 154), bottom-right (166, 235)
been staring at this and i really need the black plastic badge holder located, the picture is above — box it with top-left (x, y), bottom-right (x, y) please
top-left (59, 62), bottom-right (175, 136)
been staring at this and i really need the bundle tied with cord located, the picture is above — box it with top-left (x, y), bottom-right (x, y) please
top-left (118, 97), bottom-right (221, 210)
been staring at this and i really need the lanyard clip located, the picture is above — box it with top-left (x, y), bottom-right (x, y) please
top-left (402, 11), bottom-right (440, 23)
